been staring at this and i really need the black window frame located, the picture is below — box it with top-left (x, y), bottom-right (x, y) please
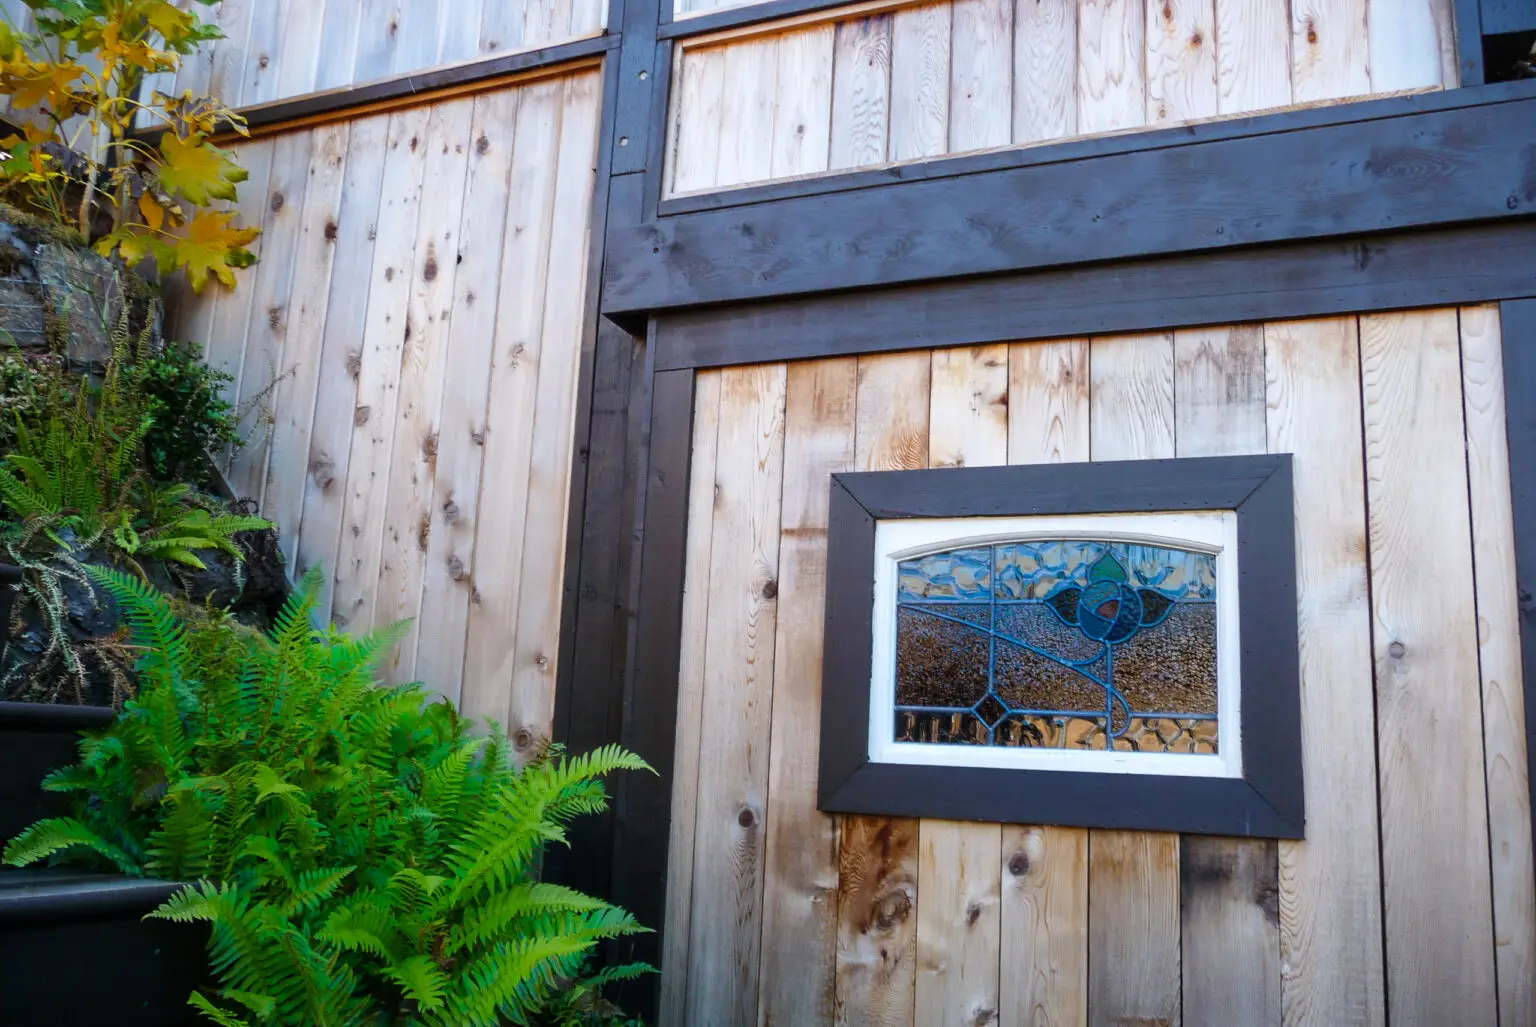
top-left (818, 454), bottom-right (1304, 838)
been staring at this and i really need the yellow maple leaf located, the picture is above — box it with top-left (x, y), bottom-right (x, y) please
top-left (176, 210), bottom-right (260, 293)
top-left (144, 1), bottom-right (197, 44)
top-left (157, 132), bottom-right (248, 206)
top-left (138, 190), bottom-right (165, 232)
top-left (4, 59), bottom-right (84, 111)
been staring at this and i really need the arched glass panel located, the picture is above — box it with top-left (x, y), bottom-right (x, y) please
top-left (893, 540), bottom-right (1218, 754)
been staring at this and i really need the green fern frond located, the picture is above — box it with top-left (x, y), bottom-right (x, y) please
top-left (188, 992), bottom-right (253, 1027)
top-left (3, 817), bottom-right (138, 873)
top-left (383, 953), bottom-right (449, 1012)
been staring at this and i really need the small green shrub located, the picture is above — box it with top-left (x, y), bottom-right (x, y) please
top-left (130, 339), bottom-right (240, 486)
top-left (4, 567), bottom-right (653, 1026)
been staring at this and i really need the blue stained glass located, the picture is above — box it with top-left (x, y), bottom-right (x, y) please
top-left (894, 540), bottom-right (1218, 753)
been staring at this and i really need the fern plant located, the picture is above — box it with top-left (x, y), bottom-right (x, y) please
top-left (4, 566), bottom-right (653, 1026)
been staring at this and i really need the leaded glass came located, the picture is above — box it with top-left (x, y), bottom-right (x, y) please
top-left (893, 541), bottom-right (1218, 753)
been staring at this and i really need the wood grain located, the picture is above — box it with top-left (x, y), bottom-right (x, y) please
top-left (1173, 326), bottom-right (1266, 458)
top-left (207, 0), bottom-right (253, 107)
top-left (999, 338), bottom-right (1090, 1026)
top-left (716, 36), bottom-right (780, 189)
top-left (658, 370), bottom-right (724, 1027)
top-left (373, 99), bottom-right (474, 682)
top-left (261, 123), bottom-right (350, 573)
top-left (1013, 0), bottom-right (1076, 143)
top-left (770, 26), bottom-right (835, 179)
top-left (837, 816), bottom-right (922, 1027)
top-left (999, 824), bottom-right (1088, 1026)
top-left (834, 351), bottom-right (931, 1027)
top-left (1459, 304), bottom-right (1536, 1027)
top-left (458, 78), bottom-right (562, 724)
top-left (1173, 322), bottom-right (1279, 1027)
top-left (316, 0), bottom-right (364, 91)
top-left (412, 88), bottom-right (519, 700)
top-left (1214, 0), bottom-right (1291, 113)
top-left (948, 0), bottom-right (1012, 152)
top-left (275, 0), bottom-right (327, 103)
top-left (758, 358), bottom-right (858, 1026)
top-left (1290, 0), bottom-right (1370, 103)
top-left (524, 0), bottom-right (576, 49)
top-left (1088, 329), bottom-right (1179, 1027)
top-left (242, 0), bottom-right (285, 106)
top-left (393, 0), bottom-right (444, 76)
top-left (435, 0), bottom-right (486, 64)
top-left (830, 14), bottom-right (893, 169)
top-left (1147, 0), bottom-right (1218, 125)
top-left (914, 343), bottom-right (1007, 1026)
top-left (669, 46), bottom-right (727, 194)
top-left (1265, 316), bottom-right (1386, 1027)
top-left (1360, 308), bottom-right (1496, 1027)
top-left (1086, 832), bottom-right (1181, 1027)
top-left (330, 105), bottom-right (432, 632)
top-left (683, 363), bottom-right (787, 1027)
top-left (1367, 0), bottom-right (1450, 92)
top-left (505, 70), bottom-right (601, 755)
top-left (1078, 0), bottom-right (1146, 134)
top-left (352, 0), bottom-right (403, 84)
top-left (890, 1), bottom-right (951, 162)
top-left (479, 0), bottom-right (526, 57)
top-left (294, 113), bottom-right (391, 616)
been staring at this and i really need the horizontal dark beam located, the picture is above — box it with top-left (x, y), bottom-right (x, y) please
top-left (1483, 0), bottom-right (1536, 34)
top-left (653, 221), bottom-right (1536, 370)
top-left (604, 82), bottom-right (1536, 317)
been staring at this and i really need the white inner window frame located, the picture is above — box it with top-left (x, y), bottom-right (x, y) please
top-left (869, 510), bottom-right (1243, 780)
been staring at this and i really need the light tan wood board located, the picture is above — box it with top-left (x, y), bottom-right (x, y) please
top-left (664, 0), bottom-right (1452, 196)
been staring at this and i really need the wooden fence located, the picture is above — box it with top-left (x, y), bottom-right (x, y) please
top-left (168, 64), bottom-right (603, 755)
top-left (665, 0), bottom-right (1457, 195)
top-left (660, 307), bottom-right (1535, 1027)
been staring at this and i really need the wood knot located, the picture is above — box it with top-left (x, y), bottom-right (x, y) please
top-left (1306, 19), bottom-right (1318, 44)
top-left (268, 306), bottom-right (283, 330)
top-left (1007, 851), bottom-right (1030, 877)
top-left (354, 405), bottom-right (370, 426)
top-left (737, 806), bottom-right (758, 829)
top-left (269, 191), bottom-right (283, 213)
top-left (1388, 640), bottom-right (1406, 659)
top-left (423, 256), bottom-right (438, 282)
top-left (761, 580), bottom-right (778, 600)
top-left (447, 556), bottom-right (466, 581)
top-left (1189, 31), bottom-right (1203, 47)
top-left (964, 902), bottom-right (982, 926)
top-left (384, 266), bottom-right (396, 282)
top-left (872, 890), bottom-right (911, 932)
top-left (345, 351), bottom-right (362, 378)
top-left (442, 499), bottom-right (460, 524)
top-left (324, 219), bottom-right (338, 241)
top-left (258, 53), bottom-right (270, 69)
top-left (476, 135), bottom-right (490, 154)
top-left (512, 728), bottom-right (534, 751)
top-left (416, 516), bottom-right (430, 552)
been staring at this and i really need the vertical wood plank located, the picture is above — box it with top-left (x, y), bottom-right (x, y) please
top-left (1361, 309), bottom-right (1497, 1027)
top-left (949, 0), bottom-right (1012, 153)
top-left (435, 0), bottom-right (485, 64)
top-left (1001, 337), bottom-right (1091, 1027)
top-left (1265, 316), bottom-right (1386, 1027)
top-left (524, 0), bottom-right (575, 49)
top-left (1461, 305), bottom-right (1536, 1027)
top-left (715, 37), bottom-right (779, 190)
top-left (1290, 0), bottom-right (1370, 103)
top-left (207, 0), bottom-right (253, 107)
top-left (504, 70), bottom-right (600, 755)
top-left (1367, 0), bottom-right (1449, 92)
top-left (1088, 330), bottom-right (1179, 1027)
top-left (330, 105), bottom-right (431, 632)
top-left (353, 0), bottom-right (404, 84)
top-left (412, 89), bottom-right (518, 701)
top-left (1078, 0), bottom-right (1146, 135)
top-left (394, 0), bottom-right (444, 75)
top-left (373, 98), bottom-right (475, 682)
top-left (1146, 0), bottom-right (1218, 125)
top-left (274, 0), bottom-right (327, 101)
top-left (294, 113), bottom-right (391, 617)
top-left (683, 364), bottom-right (788, 1027)
top-left (458, 78), bottom-right (563, 724)
top-left (229, 129), bottom-right (312, 504)
top-left (658, 370), bottom-right (723, 1027)
top-left (478, 0), bottom-right (526, 57)
top-left (261, 123), bottom-right (349, 570)
top-left (242, 0), bottom-right (285, 105)
top-left (1173, 324), bottom-right (1279, 1027)
top-left (770, 26), bottom-right (835, 179)
top-left (200, 138), bottom-right (274, 420)
top-left (1173, 326), bottom-right (1266, 457)
top-left (890, 1), bottom-right (951, 162)
top-left (668, 46), bottom-right (726, 195)
top-left (316, 0), bottom-right (364, 91)
top-left (1013, 0), bottom-right (1076, 144)
top-left (571, 0), bottom-right (607, 36)
top-left (835, 351), bottom-right (931, 1027)
top-left (1214, 0), bottom-right (1292, 114)
top-left (758, 358), bottom-right (858, 1026)
top-left (916, 344), bottom-right (1007, 1027)
top-left (830, 14), bottom-right (892, 170)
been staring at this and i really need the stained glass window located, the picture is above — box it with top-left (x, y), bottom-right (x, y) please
top-left (892, 541), bottom-right (1218, 755)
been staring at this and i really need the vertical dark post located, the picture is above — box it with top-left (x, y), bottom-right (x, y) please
top-left (609, 366), bottom-right (695, 1021)
top-left (1456, 0), bottom-right (1487, 85)
top-left (1498, 297), bottom-right (1536, 894)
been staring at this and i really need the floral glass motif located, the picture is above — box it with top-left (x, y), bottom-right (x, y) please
top-left (893, 541), bottom-right (1218, 754)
